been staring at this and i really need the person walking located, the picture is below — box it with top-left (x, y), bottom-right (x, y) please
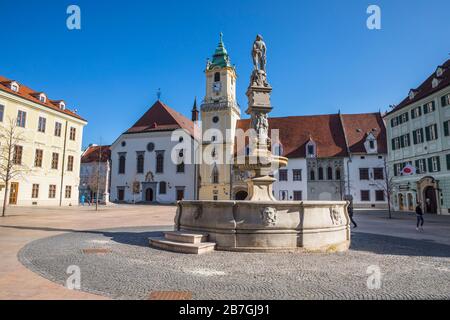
top-left (416, 202), bottom-right (424, 231)
top-left (80, 194), bottom-right (85, 206)
top-left (348, 203), bottom-right (357, 228)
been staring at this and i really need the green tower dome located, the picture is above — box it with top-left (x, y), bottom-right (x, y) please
top-left (207, 32), bottom-right (233, 70)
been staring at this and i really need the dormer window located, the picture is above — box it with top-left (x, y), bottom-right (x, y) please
top-left (409, 89), bottom-right (417, 100)
top-left (306, 138), bottom-right (316, 158)
top-left (10, 82), bottom-right (19, 92)
top-left (436, 66), bottom-right (444, 77)
top-left (365, 132), bottom-right (377, 154)
top-left (432, 78), bottom-right (440, 89)
top-left (39, 93), bottom-right (47, 103)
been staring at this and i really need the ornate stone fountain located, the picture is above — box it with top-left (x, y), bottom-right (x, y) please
top-left (151, 35), bottom-right (351, 253)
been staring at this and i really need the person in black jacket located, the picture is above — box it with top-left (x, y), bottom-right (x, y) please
top-left (415, 202), bottom-right (424, 231)
top-left (348, 203), bottom-right (357, 228)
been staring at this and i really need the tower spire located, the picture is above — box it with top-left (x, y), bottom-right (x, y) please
top-left (191, 96), bottom-right (199, 122)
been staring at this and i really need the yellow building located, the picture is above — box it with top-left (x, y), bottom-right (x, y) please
top-left (198, 34), bottom-right (241, 200)
top-left (0, 76), bottom-right (87, 206)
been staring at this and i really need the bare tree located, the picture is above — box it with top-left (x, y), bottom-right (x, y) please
top-left (0, 118), bottom-right (30, 217)
top-left (374, 157), bottom-right (395, 219)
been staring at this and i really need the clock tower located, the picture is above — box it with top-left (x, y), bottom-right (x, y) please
top-left (199, 33), bottom-right (241, 200)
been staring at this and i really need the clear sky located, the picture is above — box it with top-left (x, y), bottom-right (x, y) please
top-left (1, 0), bottom-right (449, 148)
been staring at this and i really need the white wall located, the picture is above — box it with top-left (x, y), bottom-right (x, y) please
top-left (110, 130), bottom-right (196, 204)
top-left (273, 158), bottom-right (307, 200)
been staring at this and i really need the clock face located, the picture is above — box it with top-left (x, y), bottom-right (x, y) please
top-left (213, 82), bottom-right (221, 92)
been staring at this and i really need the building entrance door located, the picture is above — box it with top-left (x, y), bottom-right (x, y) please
top-left (424, 186), bottom-right (437, 214)
top-left (145, 188), bottom-right (154, 202)
top-left (9, 182), bottom-right (19, 205)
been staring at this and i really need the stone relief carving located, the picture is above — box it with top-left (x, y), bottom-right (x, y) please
top-left (251, 112), bottom-right (269, 140)
top-left (261, 207), bottom-right (277, 226)
top-left (145, 171), bottom-right (154, 182)
top-left (330, 206), bottom-right (343, 226)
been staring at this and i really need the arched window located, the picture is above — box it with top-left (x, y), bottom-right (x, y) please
top-left (159, 181), bottom-right (166, 194)
top-left (327, 167), bottom-right (333, 180)
top-left (136, 154), bottom-right (144, 174)
top-left (335, 168), bottom-right (341, 180)
top-left (310, 170), bottom-right (315, 181)
top-left (156, 153), bottom-right (164, 173)
top-left (214, 72), bottom-right (220, 82)
top-left (318, 167), bottom-right (324, 180)
top-left (118, 155), bottom-right (126, 174)
top-left (212, 165), bottom-right (219, 184)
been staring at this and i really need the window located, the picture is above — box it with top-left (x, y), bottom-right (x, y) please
top-left (292, 169), bottom-right (302, 181)
top-left (37, 117), bottom-right (46, 133)
top-left (318, 167), bottom-right (324, 180)
top-left (428, 156), bottom-right (441, 172)
top-left (293, 191), bottom-right (302, 201)
top-left (34, 149), bottom-right (43, 167)
top-left (17, 110), bottom-right (26, 127)
top-left (327, 167), bottom-right (333, 180)
top-left (361, 190), bottom-right (370, 202)
top-left (69, 127), bottom-right (76, 141)
top-left (279, 169), bottom-right (288, 181)
top-left (335, 168), bottom-right (341, 180)
top-left (118, 154), bottom-right (126, 174)
top-left (423, 101), bottom-right (436, 114)
top-left (0, 104), bottom-right (4, 122)
top-left (401, 134), bottom-right (411, 148)
top-left (65, 186), bottom-right (72, 198)
top-left (156, 152), bottom-right (164, 173)
top-left (413, 128), bottom-right (424, 144)
top-left (307, 144), bottom-right (315, 156)
top-left (212, 165), bottom-right (219, 184)
top-left (54, 122), bottom-right (62, 137)
top-left (13, 145), bottom-right (23, 165)
top-left (159, 181), bottom-right (167, 194)
top-left (214, 72), bottom-right (220, 82)
top-left (32, 184), bottom-right (39, 199)
top-left (359, 168), bottom-right (369, 180)
top-left (51, 153), bottom-right (59, 169)
top-left (373, 168), bottom-right (384, 180)
top-left (39, 94), bottom-right (46, 103)
top-left (67, 155), bottom-right (74, 171)
top-left (444, 120), bottom-right (450, 137)
top-left (375, 190), bottom-right (385, 201)
top-left (415, 159), bottom-right (427, 174)
top-left (425, 124), bottom-right (438, 141)
top-left (177, 162), bottom-right (185, 173)
top-left (391, 117), bottom-right (399, 127)
top-left (310, 170), bottom-right (315, 181)
top-left (411, 106), bottom-right (422, 119)
top-left (442, 93), bottom-right (450, 107)
top-left (11, 83), bottom-right (19, 92)
top-left (447, 154), bottom-right (450, 170)
top-left (136, 154), bottom-right (144, 174)
top-left (147, 142), bottom-right (155, 152)
top-left (49, 185), bottom-right (56, 198)
top-left (369, 140), bottom-right (375, 150)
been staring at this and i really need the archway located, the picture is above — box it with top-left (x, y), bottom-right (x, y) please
top-left (407, 193), bottom-right (414, 211)
top-left (145, 188), bottom-right (154, 202)
top-left (398, 194), bottom-right (405, 211)
top-left (235, 190), bottom-right (248, 200)
top-left (424, 186), bottom-right (437, 214)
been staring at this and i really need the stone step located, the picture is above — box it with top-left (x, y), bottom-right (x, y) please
top-left (164, 231), bottom-right (208, 244)
top-left (149, 238), bottom-right (216, 254)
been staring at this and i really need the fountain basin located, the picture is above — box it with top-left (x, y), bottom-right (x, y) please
top-left (174, 200), bottom-right (351, 253)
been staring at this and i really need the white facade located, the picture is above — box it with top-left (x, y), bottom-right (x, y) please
top-left (110, 130), bottom-right (197, 204)
top-left (344, 154), bottom-right (388, 208)
top-left (272, 158), bottom-right (307, 201)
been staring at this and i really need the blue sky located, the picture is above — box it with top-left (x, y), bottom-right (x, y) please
top-left (1, 0), bottom-right (449, 148)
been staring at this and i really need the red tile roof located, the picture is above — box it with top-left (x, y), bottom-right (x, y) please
top-left (0, 75), bottom-right (87, 122)
top-left (385, 59), bottom-right (450, 116)
top-left (125, 100), bottom-right (197, 138)
top-left (341, 113), bottom-right (387, 154)
top-left (236, 112), bottom-right (386, 158)
top-left (81, 145), bottom-right (111, 163)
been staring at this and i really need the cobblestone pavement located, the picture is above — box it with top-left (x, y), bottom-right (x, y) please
top-left (18, 218), bottom-right (450, 300)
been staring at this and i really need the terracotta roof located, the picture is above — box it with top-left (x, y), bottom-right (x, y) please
top-left (385, 59), bottom-right (450, 116)
top-left (340, 113), bottom-right (387, 154)
top-left (0, 75), bottom-right (86, 122)
top-left (81, 145), bottom-right (111, 163)
top-left (236, 114), bottom-right (348, 158)
top-left (125, 100), bottom-right (198, 138)
top-left (235, 112), bottom-right (387, 158)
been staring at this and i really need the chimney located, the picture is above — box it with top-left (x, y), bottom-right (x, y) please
top-left (191, 97), bottom-right (199, 122)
